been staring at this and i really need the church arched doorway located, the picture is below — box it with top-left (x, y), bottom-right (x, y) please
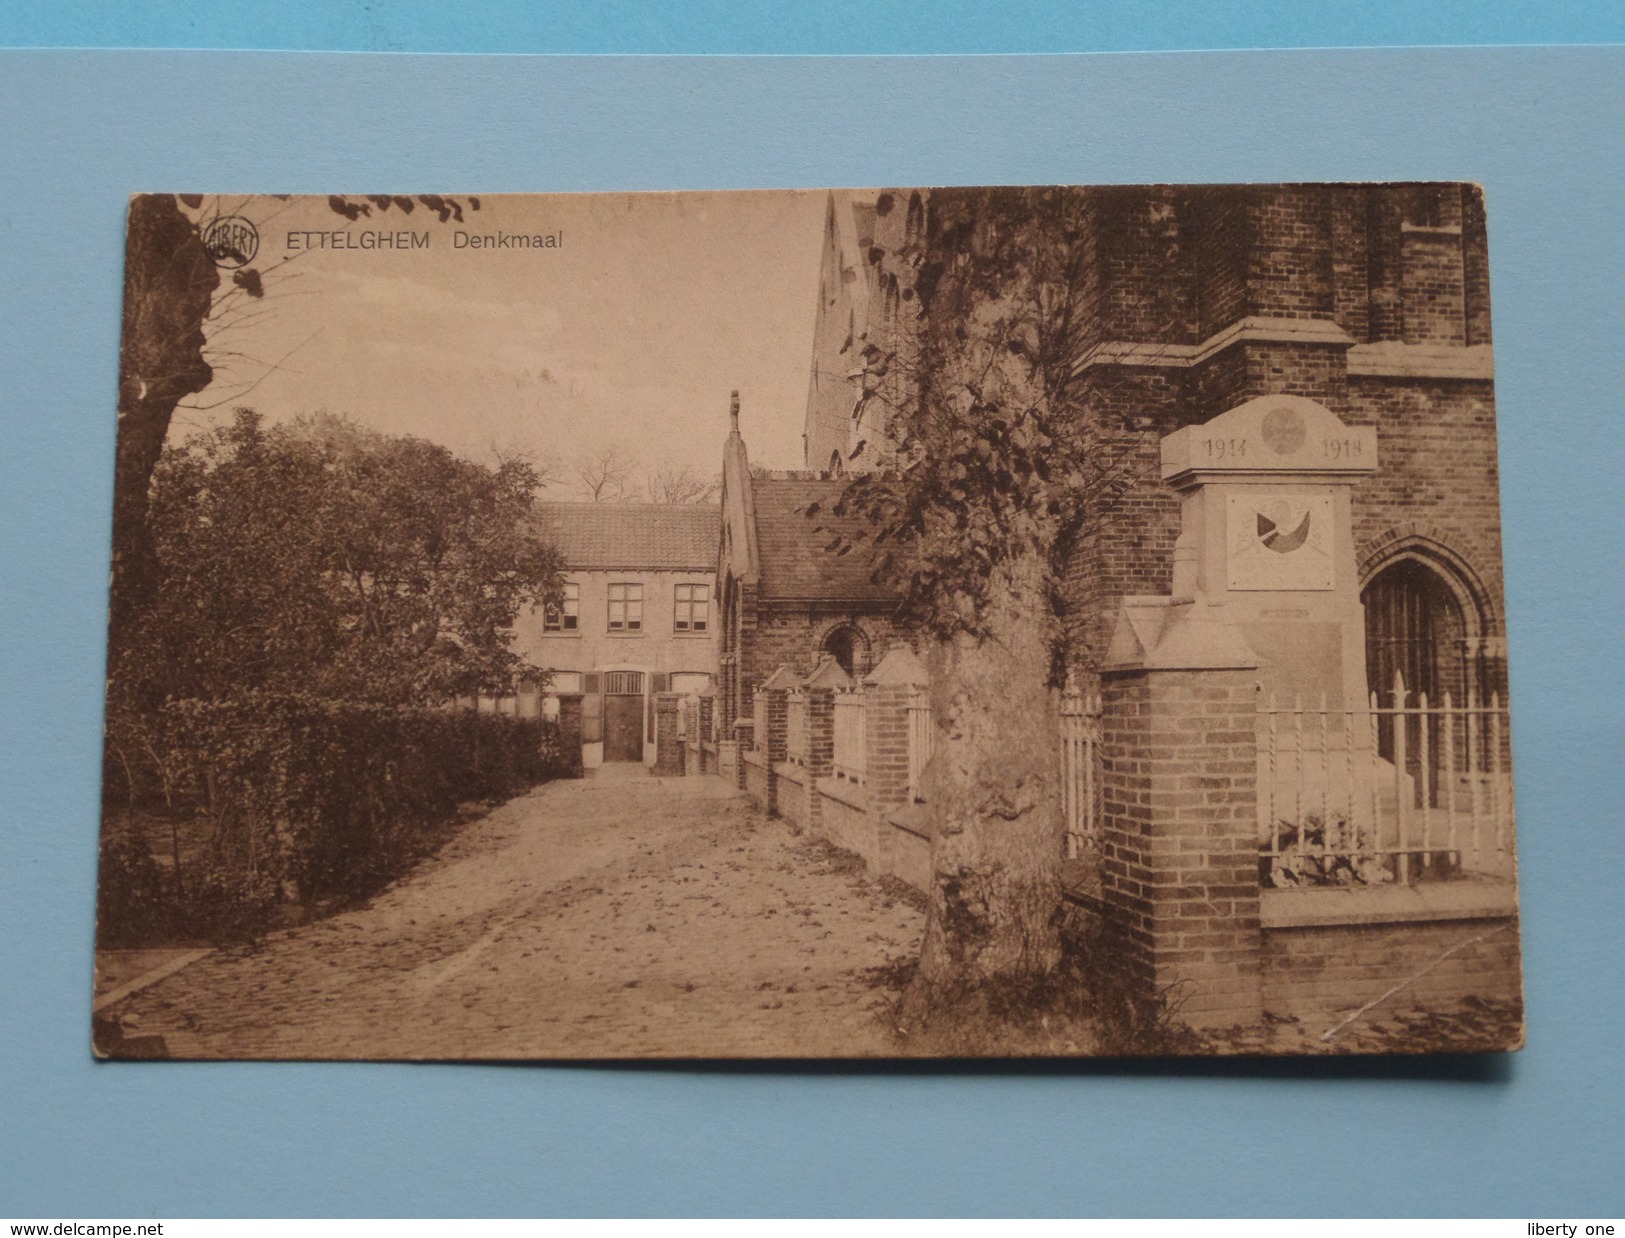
top-left (820, 623), bottom-right (872, 679)
top-left (1361, 557), bottom-right (1466, 710)
top-left (1360, 550), bottom-right (1503, 808)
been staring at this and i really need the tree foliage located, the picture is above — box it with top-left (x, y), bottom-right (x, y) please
top-left (829, 187), bottom-right (1142, 675)
top-left (100, 407), bottom-right (566, 947)
top-left (109, 193), bottom-right (483, 649)
top-left (97, 697), bottom-right (560, 946)
top-left (118, 408), bottom-right (564, 712)
top-left (819, 188), bottom-right (1151, 1011)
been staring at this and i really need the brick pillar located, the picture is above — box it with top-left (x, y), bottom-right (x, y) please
top-left (803, 686), bottom-right (835, 835)
top-left (697, 694), bottom-right (716, 775)
top-left (1098, 667), bottom-right (1262, 1029)
top-left (554, 692), bottom-right (584, 778)
top-left (864, 684), bottom-right (913, 812)
top-left (864, 646), bottom-right (930, 812)
top-left (732, 720), bottom-right (754, 789)
top-left (762, 689), bottom-right (789, 820)
top-left (653, 692), bottom-right (684, 776)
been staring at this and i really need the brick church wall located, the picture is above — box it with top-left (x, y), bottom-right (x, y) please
top-left (1345, 380), bottom-right (1503, 593)
top-left (1053, 184), bottom-right (1503, 684)
top-left (739, 607), bottom-right (913, 691)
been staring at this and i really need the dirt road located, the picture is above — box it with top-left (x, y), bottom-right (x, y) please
top-left (102, 766), bottom-right (924, 1059)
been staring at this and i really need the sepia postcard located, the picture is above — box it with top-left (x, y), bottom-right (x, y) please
top-left (94, 186), bottom-right (1523, 1060)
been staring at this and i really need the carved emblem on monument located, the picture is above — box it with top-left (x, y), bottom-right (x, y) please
top-left (1260, 404), bottom-right (1307, 455)
top-left (1227, 493), bottom-right (1334, 590)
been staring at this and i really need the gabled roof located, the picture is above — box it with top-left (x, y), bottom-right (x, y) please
top-left (750, 470), bottom-right (895, 602)
top-left (534, 501), bottom-right (718, 571)
top-left (719, 395), bottom-right (898, 606)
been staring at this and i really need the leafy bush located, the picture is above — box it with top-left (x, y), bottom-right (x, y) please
top-left (1262, 814), bottom-right (1391, 888)
top-left (96, 831), bottom-right (176, 948)
top-left (98, 411), bottom-right (574, 949)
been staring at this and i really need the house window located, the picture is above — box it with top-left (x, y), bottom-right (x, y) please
top-left (607, 582), bottom-right (643, 632)
top-left (543, 582), bottom-right (579, 632)
top-left (674, 583), bottom-right (709, 633)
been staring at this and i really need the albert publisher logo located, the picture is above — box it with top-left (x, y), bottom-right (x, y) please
top-left (202, 214), bottom-right (259, 269)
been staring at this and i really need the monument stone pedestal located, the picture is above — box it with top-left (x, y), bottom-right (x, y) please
top-left (1108, 394), bottom-right (1397, 844)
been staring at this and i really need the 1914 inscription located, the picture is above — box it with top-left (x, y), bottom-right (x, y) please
top-left (1198, 435), bottom-right (1365, 463)
top-left (1202, 436), bottom-right (1249, 460)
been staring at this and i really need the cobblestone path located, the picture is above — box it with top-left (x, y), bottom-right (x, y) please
top-left (105, 767), bottom-right (924, 1059)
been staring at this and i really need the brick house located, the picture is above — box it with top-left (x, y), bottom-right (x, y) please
top-left (716, 393), bottom-right (911, 738)
top-left (512, 501), bottom-right (719, 767)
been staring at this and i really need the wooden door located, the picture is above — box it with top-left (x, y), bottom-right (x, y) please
top-left (603, 670), bottom-right (645, 762)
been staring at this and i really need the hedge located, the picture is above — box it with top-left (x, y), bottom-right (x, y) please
top-left (98, 694), bottom-right (567, 947)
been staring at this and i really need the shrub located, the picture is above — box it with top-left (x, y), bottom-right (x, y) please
top-left (96, 831), bottom-right (175, 948)
top-left (1262, 814), bottom-right (1391, 888)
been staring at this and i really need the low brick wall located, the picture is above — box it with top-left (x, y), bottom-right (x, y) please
top-left (735, 648), bottom-right (937, 893)
top-left (1260, 881), bottom-right (1522, 1026)
top-left (1064, 876), bottom-right (1523, 1032)
top-left (1264, 917), bottom-right (1522, 1026)
top-left (742, 749), bottom-right (770, 802)
top-left (879, 808), bottom-right (932, 892)
top-left (774, 763), bottom-right (807, 830)
top-left (815, 779), bottom-right (881, 863)
top-left (736, 768), bottom-right (932, 895)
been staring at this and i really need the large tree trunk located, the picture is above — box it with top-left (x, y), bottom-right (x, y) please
top-left (110, 195), bottom-right (218, 646)
top-left (904, 551), bottom-right (1064, 1016)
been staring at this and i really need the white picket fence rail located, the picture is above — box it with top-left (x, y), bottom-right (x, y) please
top-left (1258, 669), bottom-right (1514, 888)
top-left (785, 691), bottom-right (808, 766)
top-left (906, 689), bottom-right (933, 803)
top-left (833, 689), bottom-right (867, 784)
top-left (1061, 684), bottom-right (1104, 859)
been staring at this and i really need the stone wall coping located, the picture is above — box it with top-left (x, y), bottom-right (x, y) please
top-left (772, 761), bottom-right (806, 789)
top-left (1400, 221), bottom-right (1464, 237)
top-left (1260, 879), bottom-right (1518, 929)
top-left (740, 747), bottom-right (768, 769)
top-left (883, 804), bottom-right (935, 841)
top-left (814, 775), bottom-right (870, 814)
top-left (1073, 314), bottom-right (1356, 376)
top-left (1346, 341), bottom-right (1494, 380)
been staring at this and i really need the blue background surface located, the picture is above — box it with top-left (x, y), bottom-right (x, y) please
top-left (1, 46), bottom-right (1623, 1217)
top-left (3, 0), bottom-right (1625, 53)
